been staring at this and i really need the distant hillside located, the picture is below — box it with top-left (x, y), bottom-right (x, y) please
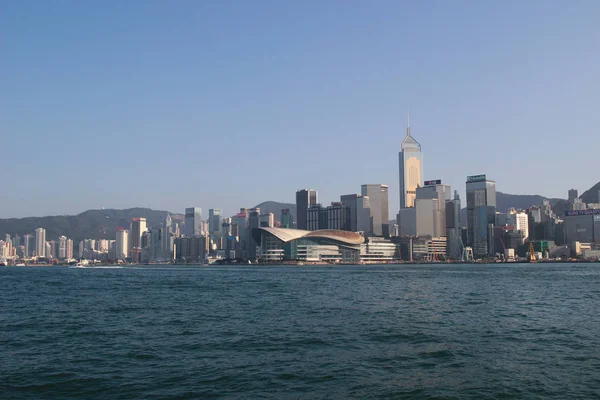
top-left (496, 192), bottom-right (563, 213)
top-left (254, 201), bottom-right (296, 222)
top-left (0, 208), bottom-right (182, 244)
top-left (581, 181), bottom-right (600, 204)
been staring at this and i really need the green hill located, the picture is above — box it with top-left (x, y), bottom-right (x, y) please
top-left (0, 208), bottom-right (182, 243)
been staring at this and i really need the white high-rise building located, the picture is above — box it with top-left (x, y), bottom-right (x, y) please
top-left (58, 236), bottom-right (68, 259)
top-left (96, 239), bottom-right (109, 252)
top-left (66, 239), bottom-right (73, 259)
top-left (116, 228), bottom-right (129, 261)
top-left (507, 209), bottom-right (529, 241)
top-left (35, 228), bottom-right (46, 258)
top-left (398, 114), bottom-right (423, 210)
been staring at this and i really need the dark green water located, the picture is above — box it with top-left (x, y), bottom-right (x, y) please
top-left (1, 264), bottom-right (600, 399)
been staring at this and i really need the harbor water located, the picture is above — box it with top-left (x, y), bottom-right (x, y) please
top-left (2, 264), bottom-right (600, 399)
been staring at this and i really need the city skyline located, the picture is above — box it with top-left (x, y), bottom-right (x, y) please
top-left (2, 1), bottom-right (600, 218)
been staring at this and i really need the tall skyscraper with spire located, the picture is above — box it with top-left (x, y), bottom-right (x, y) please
top-left (398, 113), bottom-right (423, 210)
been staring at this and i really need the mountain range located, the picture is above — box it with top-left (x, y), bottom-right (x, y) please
top-left (1, 182), bottom-right (598, 243)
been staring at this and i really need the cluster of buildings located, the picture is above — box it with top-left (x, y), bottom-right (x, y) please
top-left (0, 228), bottom-right (74, 262)
top-left (3, 118), bottom-right (600, 265)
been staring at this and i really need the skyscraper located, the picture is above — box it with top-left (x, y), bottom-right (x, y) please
top-left (340, 194), bottom-right (371, 232)
top-left (326, 202), bottom-right (351, 231)
top-left (131, 218), bottom-right (147, 249)
top-left (209, 209), bottom-right (222, 236)
top-left (23, 234), bottom-right (33, 257)
top-left (466, 175), bottom-right (497, 257)
top-left (446, 191), bottom-right (462, 259)
top-left (296, 189), bottom-right (318, 230)
top-left (35, 228), bottom-right (46, 258)
top-left (568, 189), bottom-right (579, 202)
top-left (115, 228), bottom-right (129, 261)
top-left (185, 207), bottom-right (203, 237)
top-left (415, 181), bottom-right (452, 238)
top-left (163, 213), bottom-right (173, 259)
top-left (66, 239), bottom-right (73, 260)
top-left (248, 208), bottom-right (260, 260)
top-left (361, 184), bottom-right (389, 237)
top-left (58, 236), bottom-right (68, 259)
top-left (398, 114), bottom-right (423, 210)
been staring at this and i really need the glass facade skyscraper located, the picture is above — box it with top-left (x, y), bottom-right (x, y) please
top-left (184, 207), bottom-right (203, 237)
top-left (361, 184), bottom-right (389, 237)
top-left (466, 175), bottom-right (496, 257)
top-left (296, 189), bottom-right (318, 230)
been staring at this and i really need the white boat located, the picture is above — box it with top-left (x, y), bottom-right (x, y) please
top-left (0, 257), bottom-right (7, 266)
top-left (74, 259), bottom-right (90, 268)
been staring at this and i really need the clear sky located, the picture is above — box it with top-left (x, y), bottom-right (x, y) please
top-left (2, 0), bottom-right (599, 218)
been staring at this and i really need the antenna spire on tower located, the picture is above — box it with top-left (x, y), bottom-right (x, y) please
top-left (406, 110), bottom-right (411, 136)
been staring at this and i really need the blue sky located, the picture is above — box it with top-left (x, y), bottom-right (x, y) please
top-left (2, 0), bottom-right (599, 218)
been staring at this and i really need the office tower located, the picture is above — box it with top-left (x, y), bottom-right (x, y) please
top-left (281, 209), bottom-right (294, 228)
top-left (307, 204), bottom-right (327, 231)
top-left (415, 181), bottom-right (452, 238)
top-left (45, 242), bottom-right (52, 259)
top-left (248, 208), bottom-right (260, 260)
top-left (355, 196), bottom-right (371, 233)
top-left (341, 194), bottom-right (371, 232)
top-left (232, 210), bottom-right (249, 258)
top-left (466, 174), bottom-right (497, 257)
top-left (568, 189), bottom-right (578, 202)
top-left (130, 218), bottom-right (147, 251)
top-left (507, 209), bottom-right (529, 241)
top-left (209, 209), bottom-right (222, 235)
top-left (259, 213), bottom-right (275, 228)
top-left (66, 239), bottom-right (73, 259)
top-left (398, 114), bottom-right (423, 210)
top-left (415, 198), bottom-right (438, 237)
top-left (116, 228), bottom-right (129, 261)
top-left (326, 202), bottom-right (351, 231)
top-left (563, 209), bottom-right (600, 245)
top-left (184, 207), bottom-right (203, 237)
top-left (35, 228), bottom-right (46, 258)
top-left (23, 234), bottom-right (33, 257)
top-left (221, 218), bottom-right (234, 251)
top-left (446, 191), bottom-right (462, 259)
top-left (495, 212), bottom-right (508, 227)
top-left (163, 213), bottom-right (173, 259)
top-left (296, 189), bottom-right (318, 230)
top-left (361, 184), bottom-right (389, 237)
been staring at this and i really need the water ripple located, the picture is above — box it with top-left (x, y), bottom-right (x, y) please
top-left (1, 264), bottom-right (600, 399)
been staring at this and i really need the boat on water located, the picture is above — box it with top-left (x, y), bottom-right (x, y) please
top-left (74, 259), bottom-right (90, 268)
top-left (0, 258), bottom-right (7, 266)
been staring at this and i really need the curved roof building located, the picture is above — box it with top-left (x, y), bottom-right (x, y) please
top-left (252, 227), bottom-right (365, 263)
